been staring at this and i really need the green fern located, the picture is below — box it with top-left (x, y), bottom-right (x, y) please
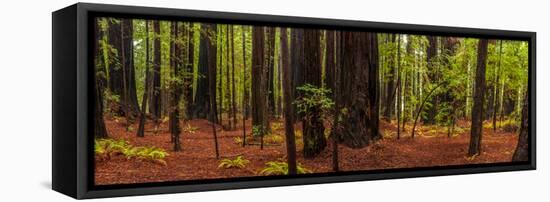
top-left (259, 161), bottom-right (312, 175)
top-left (95, 139), bottom-right (169, 165)
top-left (218, 156), bottom-right (250, 169)
top-left (183, 123), bottom-right (199, 134)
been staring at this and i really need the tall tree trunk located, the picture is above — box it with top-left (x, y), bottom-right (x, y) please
top-left (121, 19), bottom-right (140, 118)
top-left (170, 22), bottom-right (183, 151)
top-left (512, 91), bottom-right (529, 161)
top-left (333, 31), bottom-right (380, 148)
top-left (424, 36), bottom-right (439, 124)
top-left (291, 28), bottom-right (305, 121)
top-left (301, 29), bottom-right (326, 158)
top-left (120, 19), bottom-right (130, 130)
top-left (251, 26), bottom-right (270, 149)
top-left (325, 30), bottom-right (336, 98)
top-left (266, 27), bottom-right (276, 116)
top-left (230, 26), bottom-right (237, 130)
top-left (225, 26), bottom-right (231, 128)
top-left (94, 18), bottom-right (108, 138)
top-left (468, 39), bottom-right (488, 157)
top-left (204, 23), bottom-right (220, 158)
top-left (329, 30), bottom-right (342, 171)
top-left (185, 23), bottom-right (195, 119)
top-left (493, 40), bottom-right (503, 131)
top-left (107, 19), bottom-right (124, 116)
top-left (383, 34), bottom-right (397, 119)
top-left (194, 23), bottom-right (218, 122)
top-left (242, 26), bottom-right (250, 120)
top-left (137, 20), bottom-right (151, 138)
top-left (396, 35), bottom-right (402, 139)
top-left (242, 25), bottom-right (248, 147)
top-left (280, 27), bottom-right (297, 174)
top-left (150, 21), bottom-right (162, 126)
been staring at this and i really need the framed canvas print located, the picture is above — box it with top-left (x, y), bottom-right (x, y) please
top-left (52, 3), bottom-right (536, 199)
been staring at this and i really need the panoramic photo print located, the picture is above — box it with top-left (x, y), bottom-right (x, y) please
top-left (92, 17), bottom-right (530, 185)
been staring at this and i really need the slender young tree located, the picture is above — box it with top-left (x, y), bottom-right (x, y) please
top-left (203, 23), bottom-right (220, 158)
top-left (137, 20), bottom-right (151, 138)
top-left (184, 23), bottom-right (195, 119)
top-left (170, 21), bottom-right (183, 151)
top-left (493, 40), bottom-right (503, 131)
top-left (242, 25), bottom-right (248, 147)
top-left (468, 39), bottom-right (488, 157)
top-left (230, 26), bottom-right (237, 130)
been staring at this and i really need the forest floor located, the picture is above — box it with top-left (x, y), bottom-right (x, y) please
top-left (95, 116), bottom-right (519, 185)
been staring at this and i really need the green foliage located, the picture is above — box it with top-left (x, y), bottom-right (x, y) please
top-left (271, 122), bottom-right (283, 131)
top-left (293, 84), bottom-right (334, 121)
top-left (95, 139), bottom-right (169, 165)
top-left (233, 137), bottom-right (243, 145)
top-left (265, 134), bottom-right (284, 144)
top-left (218, 156), bottom-right (250, 169)
top-left (252, 125), bottom-right (269, 137)
top-left (259, 161), bottom-right (312, 175)
top-left (182, 123), bottom-right (199, 134)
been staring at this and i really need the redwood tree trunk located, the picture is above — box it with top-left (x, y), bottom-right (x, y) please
top-left (137, 20), bottom-right (151, 138)
top-left (149, 21), bottom-right (162, 122)
top-left (468, 39), bottom-right (488, 157)
top-left (194, 23), bottom-right (218, 122)
top-left (94, 18), bottom-right (108, 138)
top-left (280, 27), bottom-right (297, 174)
top-left (251, 26), bottom-right (270, 142)
top-left (512, 91), bottom-right (529, 161)
top-left (333, 31), bottom-right (380, 148)
top-left (301, 29), bottom-right (326, 158)
top-left (121, 19), bottom-right (140, 118)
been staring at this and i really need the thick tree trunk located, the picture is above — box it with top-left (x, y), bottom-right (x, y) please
top-left (291, 28), bottom-right (305, 121)
top-left (325, 30), bottom-right (336, 98)
top-left (251, 26), bottom-right (270, 144)
top-left (468, 39), bottom-right (488, 157)
top-left (107, 19), bottom-right (124, 116)
top-left (121, 19), bottom-right (140, 118)
top-left (280, 27), bottom-right (297, 174)
top-left (94, 18), bottom-right (108, 138)
top-left (194, 23), bottom-right (218, 122)
top-left (333, 31), bottom-right (380, 148)
top-left (512, 91), bottom-right (529, 161)
top-left (301, 29), bottom-right (326, 158)
top-left (149, 21), bottom-right (162, 124)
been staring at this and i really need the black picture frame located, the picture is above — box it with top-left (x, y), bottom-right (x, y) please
top-left (52, 3), bottom-right (536, 199)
